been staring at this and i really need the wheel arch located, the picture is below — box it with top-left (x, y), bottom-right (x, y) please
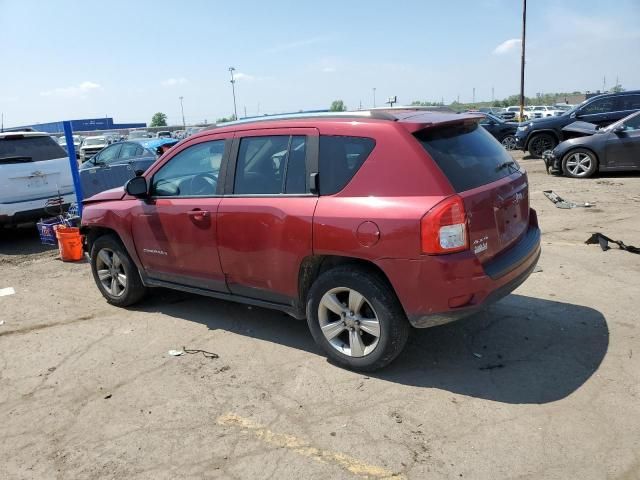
top-left (525, 129), bottom-right (560, 150)
top-left (297, 255), bottom-right (399, 315)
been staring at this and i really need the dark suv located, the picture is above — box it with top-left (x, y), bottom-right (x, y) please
top-left (516, 90), bottom-right (640, 157)
top-left (81, 110), bottom-right (541, 371)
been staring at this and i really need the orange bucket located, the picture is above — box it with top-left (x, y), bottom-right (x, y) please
top-left (55, 226), bottom-right (84, 262)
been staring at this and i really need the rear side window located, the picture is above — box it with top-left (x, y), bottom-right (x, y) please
top-left (0, 136), bottom-right (67, 163)
top-left (415, 123), bottom-right (517, 192)
top-left (319, 136), bottom-right (375, 195)
top-left (582, 97), bottom-right (615, 114)
top-left (618, 94), bottom-right (640, 111)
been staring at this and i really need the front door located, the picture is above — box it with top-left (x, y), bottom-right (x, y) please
top-left (217, 128), bottom-right (319, 305)
top-left (604, 114), bottom-right (640, 168)
top-left (131, 137), bottom-right (229, 291)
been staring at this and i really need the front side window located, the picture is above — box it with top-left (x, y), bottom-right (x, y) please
top-left (318, 136), bottom-right (375, 195)
top-left (234, 135), bottom-right (308, 194)
top-left (119, 142), bottom-right (140, 159)
top-left (582, 98), bottom-right (615, 115)
top-left (152, 140), bottom-right (224, 197)
top-left (95, 144), bottom-right (121, 163)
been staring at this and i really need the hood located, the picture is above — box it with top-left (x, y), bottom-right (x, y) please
top-left (562, 121), bottom-right (600, 136)
top-left (81, 143), bottom-right (106, 150)
top-left (83, 186), bottom-right (125, 204)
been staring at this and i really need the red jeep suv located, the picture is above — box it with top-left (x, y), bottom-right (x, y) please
top-left (81, 110), bottom-right (540, 371)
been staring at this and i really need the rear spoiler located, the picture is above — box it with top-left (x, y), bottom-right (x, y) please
top-left (398, 113), bottom-right (483, 133)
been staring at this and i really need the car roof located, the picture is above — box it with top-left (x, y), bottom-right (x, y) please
top-left (130, 138), bottom-right (178, 149)
top-left (0, 131), bottom-right (52, 139)
top-left (193, 109), bottom-right (483, 138)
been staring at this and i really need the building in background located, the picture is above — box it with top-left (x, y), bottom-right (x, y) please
top-left (7, 117), bottom-right (145, 134)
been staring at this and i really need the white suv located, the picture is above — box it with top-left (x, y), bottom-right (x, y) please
top-left (0, 131), bottom-right (74, 225)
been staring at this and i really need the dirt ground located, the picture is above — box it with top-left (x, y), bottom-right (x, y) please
top-left (1, 152), bottom-right (639, 480)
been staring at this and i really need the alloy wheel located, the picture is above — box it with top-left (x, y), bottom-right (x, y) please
top-left (565, 152), bottom-right (592, 177)
top-left (530, 135), bottom-right (554, 156)
top-left (95, 248), bottom-right (127, 297)
top-left (318, 287), bottom-right (381, 358)
top-left (501, 135), bottom-right (517, 150)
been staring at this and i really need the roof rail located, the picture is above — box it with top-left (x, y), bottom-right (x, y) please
top-left (212, 110), bottom-right (397, 128)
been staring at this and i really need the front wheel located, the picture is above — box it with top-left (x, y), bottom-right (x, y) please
top-left (501, 135), bottom-right (517, 150)
top-left (562, 149), bottom-right (598, 178)
top-left (91, 235), bottom-right (148, 307)
top-left (528, 133), bottom-right (557, 157)
top-left (306, 266), bottom-right (410, 371)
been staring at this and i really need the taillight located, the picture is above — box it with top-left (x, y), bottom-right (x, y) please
top-left (421, 195), bottom-right (469, 254)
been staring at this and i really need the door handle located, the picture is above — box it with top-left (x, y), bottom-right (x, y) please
top-left (187, 209), bottom-right (209, 219)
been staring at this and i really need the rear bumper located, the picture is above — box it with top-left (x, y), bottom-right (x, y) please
top-left (0, 193), bottom-right (75, 225)
top-left (379, 209), bottom-right (541, 328)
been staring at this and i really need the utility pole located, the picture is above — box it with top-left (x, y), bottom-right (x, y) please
top-left (519, 0), bottom-right (527, 123)
top-left (491, 86), bottom-right (495, 102)
top-left (472, 87), bottom-right (476, 104)
top-left (1, 112), bottom-right (3, 133)
top-left (602, 75), bottom-right (606, 92)
top-left (244, 106), bottom-right (247, 118)
top-left (373, 87), bottom-right (376, 108)
top-left (229, 66), bottom-right (238, 120)
top-left (179, 96), bottom-right (186, 129)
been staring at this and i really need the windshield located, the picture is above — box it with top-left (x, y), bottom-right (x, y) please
top-left (129, 131), bottom-right (148, 138)
top-left (0, 135), bottom-right (67, 162)
top-left (605, 111), bottom-right (640, 132)
top-left (84, 138), bottom-right (105, 146)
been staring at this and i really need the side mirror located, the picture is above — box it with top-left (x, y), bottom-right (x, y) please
top-left (125, 176), bottom-right (148, 197)
top-left (613, 125), bottom-right (626, 134)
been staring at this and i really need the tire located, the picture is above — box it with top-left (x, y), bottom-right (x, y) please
top-left (501, 135), bottom-right (517, 150)
top-left (561, 148), bottom-right (598, 178)
top-left (90, 234), bottom-right (147, 307)
top-left (306, 265), bottom-right (410, 371)
top-left (527, 133), bottom-right (557, 157)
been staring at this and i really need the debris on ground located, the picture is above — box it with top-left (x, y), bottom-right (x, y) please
top-left (168, 347), bottom-right (219, 359)
top-left (0, 320), bottom-right (4, 326)
top-left (473, 352), bottom-right (483, 358)
top-left (543, 190), bottom-right (593, 209)
top-left (0, 287), bottom-right (15, 297)
top-left (479, 364), bottom-right (505, 371)
top-left (585, 233), bottom-right (640, 254)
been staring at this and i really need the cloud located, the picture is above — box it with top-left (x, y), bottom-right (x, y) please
top-left (161, 77), bottom-right (188, 87)
top-left (321, 66), bottom-right (336, 73)
top-left (40, 81), bottom-right (101, 98)
top-left (266, 36), bottom-right (329, 54)
top-left (493, 38), bottom-right (521, 55)
top-left (233, 72), bottom-right (254, 82)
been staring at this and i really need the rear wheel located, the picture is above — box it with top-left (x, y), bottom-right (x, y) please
top-left (306, 266), bottom-right (410, 371)
top-left (528, 133), bottom-right (557, 157)
top-left (91, 235), bottom-right (147, 307)
top-left (562, 149), bottom-right (598, 178)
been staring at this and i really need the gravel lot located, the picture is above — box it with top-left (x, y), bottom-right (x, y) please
top-left (1, 152), bottom-right (639, 480)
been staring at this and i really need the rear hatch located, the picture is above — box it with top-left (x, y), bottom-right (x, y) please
top-left (414, 121), bottom-right (530, 263)
top-left (0, 134), bottom-right (74, 203)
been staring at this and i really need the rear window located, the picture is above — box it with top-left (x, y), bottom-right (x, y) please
top-left (0, 135), bottom-right (68, 163)
top-left (319, 136), bottom-right (375, 195)
top-left (415, 122), bottom-right (517, 192)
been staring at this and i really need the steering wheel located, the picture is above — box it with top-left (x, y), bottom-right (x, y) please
top-left (188, 173), bottom-right (218, 196)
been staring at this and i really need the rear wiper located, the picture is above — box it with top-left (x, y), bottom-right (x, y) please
top-left (496, 160), bottom-right (519, 173)
top-left (0, 155), bottom-right (33, 164)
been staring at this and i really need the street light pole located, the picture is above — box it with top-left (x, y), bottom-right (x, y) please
top-left (229, 66), bottom-right (238, 120)
top-left (519, 0), bottom-right (527, 122)
top-left (373, 87), bottom-right (376, 108)
top-left (179, 96), bottom-right (186, 129)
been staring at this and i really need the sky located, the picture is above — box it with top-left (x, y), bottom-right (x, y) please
top-left (1, 0), bottom-right (639, 128)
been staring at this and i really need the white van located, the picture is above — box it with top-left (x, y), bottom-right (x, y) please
top-left (0, 131), bottom-right (75, 225)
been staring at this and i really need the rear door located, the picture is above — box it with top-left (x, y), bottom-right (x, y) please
top-left (415, 123), bottom-right (530, 263)
top-left (0, 134), bottom-right (74, 204)
top-left (217, 128), bottom-right (318, 305)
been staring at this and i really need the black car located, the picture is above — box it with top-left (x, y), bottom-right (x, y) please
top-left (543, 111), bottom-right (640, 178)
top-left (80, 138), bottom-right (178, 197)
top-left (477, 113), bottom-right (519, 150)
top-left (515, 90), bottom-right (640, 157)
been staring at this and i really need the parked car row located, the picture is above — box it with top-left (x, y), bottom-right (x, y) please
top-left (516, 90), bottom-right (640, 157)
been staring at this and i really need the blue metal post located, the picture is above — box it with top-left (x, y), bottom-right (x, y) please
top-left (62, 121), bottom-right (84, 217)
